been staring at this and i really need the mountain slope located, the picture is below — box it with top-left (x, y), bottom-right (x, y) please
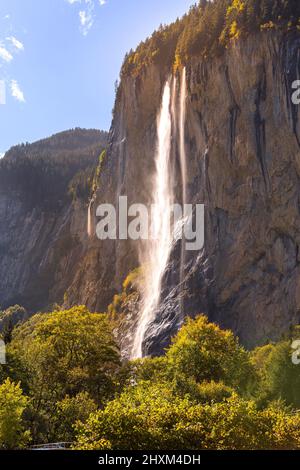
top-left (0, 128), bottom-right (108, 311)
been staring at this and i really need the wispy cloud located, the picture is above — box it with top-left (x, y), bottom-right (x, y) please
top-left (6, 36), bottom-right (24, 51)
top-left (0, 153), bottom-right (5, 159)
top-left (10, 80), bottom-right (25, 103)
top-left (79, 0), bottom-right (95, 36)
top-left (66, 0), bottom-right (107, 35)
top-left (79, 9), bottom-right (93, 35)
top-left (0, 45), bottom-right (13, 62)
top-left (0, 17), bottom-right (26, 104)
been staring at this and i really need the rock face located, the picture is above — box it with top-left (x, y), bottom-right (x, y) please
top-left (2, 31), bottom-right (300, 355)
top-left (66, 31), bottom-right (300, 354)
top-left (0, 129), bottom-right (108, 312)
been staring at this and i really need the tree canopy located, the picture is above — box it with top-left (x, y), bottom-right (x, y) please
top-left (121, 0), bottom-right (300, 77)
top-left (1, 307), bottom-right (300, 449)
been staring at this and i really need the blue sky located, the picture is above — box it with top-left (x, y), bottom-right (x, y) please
top-left (0, 0), bottom-right (195, 156)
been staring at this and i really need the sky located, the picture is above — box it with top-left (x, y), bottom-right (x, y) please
top-left (0, 0), bottom-right (195, 157)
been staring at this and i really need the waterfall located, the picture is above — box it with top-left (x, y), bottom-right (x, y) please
top-left (179, 68), bottom-right (187, 319)
top-left (179, 68), bottom-right (187, 205)
top-left (87, 199), bottom-right (93, 237)
top-left (171, 76), bottom-right (177, 139)
top-left (131, 80), bottom-right (173, 359)
top-left (131, 69), bottom-right (188, 359)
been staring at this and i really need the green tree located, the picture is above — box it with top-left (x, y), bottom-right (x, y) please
top-left (8, 306), bottom-right (121, 405)
top-left (75, 380), bottom-right (300, 450)
top-left (54, 392), bottom-right (97, 442)
top-left (0, 305), bottom-right (27, 343)
top-left (0, 378), bottom-right (30, 449)
top-left (165, 315), bottom-right (255, 393)
top-left (253, 341), bottom-right (300, 408)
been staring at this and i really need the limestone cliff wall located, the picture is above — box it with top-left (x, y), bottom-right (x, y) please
top-left (66, 31), bottom-right (300, 353)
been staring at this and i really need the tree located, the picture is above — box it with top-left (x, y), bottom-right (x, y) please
top-left (75, 381), bottom-right (197, 450)
top-left (0, 305), bottom-right (27, 343)
top-left (74, 380), bottom-right (300, 450)
top-left (253, 341), bottom-right (300, 408)
top-left (8, 306), bottom-right (121, 405)
top-left (165, 315), bottom-right (255, 393)
top-left (0, 378), bottom-right (30, 449)
top-left (54, 392), bottom-right (97, 442)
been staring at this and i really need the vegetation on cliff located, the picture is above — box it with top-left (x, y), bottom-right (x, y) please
top-left (0, 129), bottom-right (108, 209)
top-left (1, 309), bottom-right (300, 449)
top-left (121, 0), bottom-right (300, 77)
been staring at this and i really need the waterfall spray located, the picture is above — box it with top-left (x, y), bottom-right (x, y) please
top-left (131, 81), bottom-right (173, 359)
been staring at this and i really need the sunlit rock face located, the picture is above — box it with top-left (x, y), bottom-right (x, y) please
top-left (70, 31), bottom-right (300, 355)
top-left (2, 31), bottom-right (300, 357)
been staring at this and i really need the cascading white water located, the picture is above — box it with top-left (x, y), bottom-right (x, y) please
top-left (171, 76), bottom-right (177, 140)
top-left (179, 68), bottom-right (187, 205)
top-left (131, 70), bottom-right (188, 359)
top-left (87, 200), bottom-right (93, 237)
top-left (131, 81), bottom-right (173, 359)
top-left (179, 68), bottom-right (187, 319)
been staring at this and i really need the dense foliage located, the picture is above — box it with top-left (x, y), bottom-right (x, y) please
top-left (75, 385), bottom-right (300, 451)
top-left (3, 307), bottom-right (121, 444)
top-left (1, 307), bottom-right (300, 449)
top-left (0, 379), bottom-right (29, 449)
top-left (121, 0), bottom-right (300, 77)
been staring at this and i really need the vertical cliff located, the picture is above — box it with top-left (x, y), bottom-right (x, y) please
top-left (64, 30), bottom-right (300, 355)
top-left (2, 9), bottom-right (300, 358)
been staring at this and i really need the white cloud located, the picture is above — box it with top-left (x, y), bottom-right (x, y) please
top-left (0, 45), bottom-right (13, 62)
top-left (0, 153), bottom-right (5, 159)
top-left (79, 1), bottom-right (95, 36)
top-left (6, 36), bottom-right (24, 51)
top-left (3, 14), bottom-right (10, 20)
top-left (10, 80), bottom-right (25, 103)
top-left (79, 9), bottom-right (94, 35)
top-left (66, 0), bottom-right (106, 35)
